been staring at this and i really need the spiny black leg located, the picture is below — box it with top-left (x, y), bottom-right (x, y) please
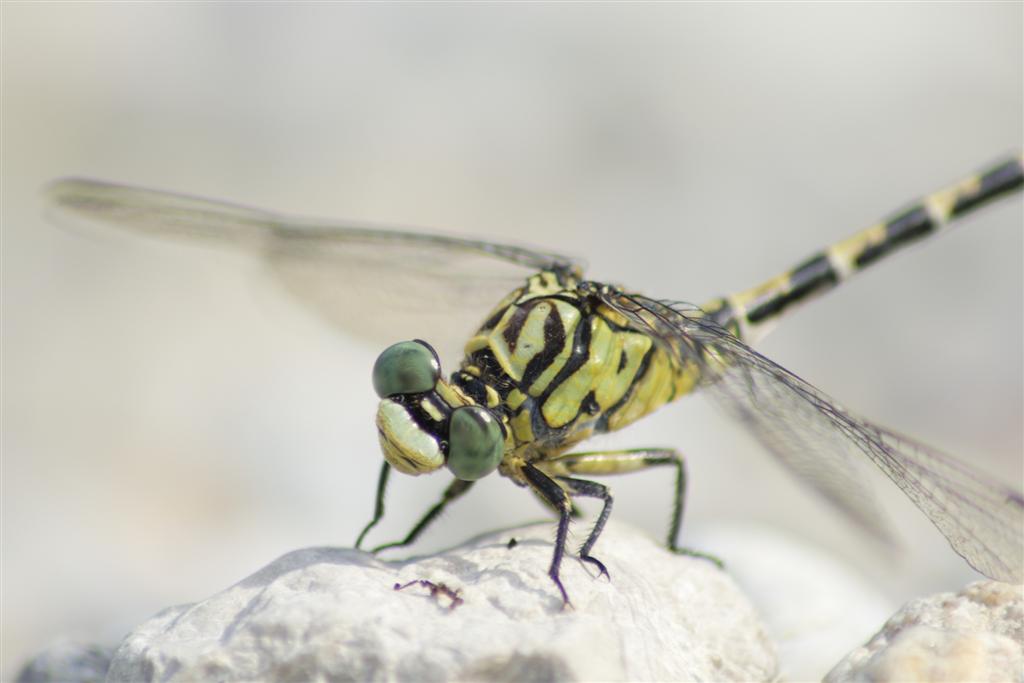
top-left (558, 477), bottom-right (613, 579)
top-left (640, 451), bottom-right (686, 551)
top-left (355, 462), bottom-right (391, 550)
top-left (530, 485), bottom-right (583, 518)
top-left (522, 463), bottom-right (573, 607)
top-left (553, 448), bottom-right (724, 569)
top-left (674, 546), bottom-right (724, 568)
top-left (643, 451), bottom-right (723, 568)
top-left (372, 478), bottom-right (475, 553)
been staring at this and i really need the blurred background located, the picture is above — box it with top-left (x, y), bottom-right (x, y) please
top-left (3, 3), bottom-right (1021, 679)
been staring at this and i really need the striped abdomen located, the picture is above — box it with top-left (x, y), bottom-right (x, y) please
top-left (459, 272), bottom-right (701, 455)
top-left (706, 154), bottom-right (1024, 344)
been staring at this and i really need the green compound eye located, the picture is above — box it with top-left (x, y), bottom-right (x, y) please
top-left (372, 340), bottom-right (441, 398)
top-left (447, 406), bottom-right (504, 481)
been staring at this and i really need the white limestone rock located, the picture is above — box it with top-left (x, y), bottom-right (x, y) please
top-left (825, 581), bottom-right (1023, 683)
top-left (106, 521), bottom-right (777, 682)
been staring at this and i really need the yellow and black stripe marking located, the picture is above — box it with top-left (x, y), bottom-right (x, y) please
top-left (707, 154), bottom-right (1024, 344)
top-left (41, 159), bottom-right (1024, 607)
top-left (358, 153), bottom-right (1024, 605)
top-left (460, 271), bottom-right (702, 456)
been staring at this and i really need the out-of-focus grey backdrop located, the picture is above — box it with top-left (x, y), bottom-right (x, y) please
top-left (3, 3), bottom-right (1021, 678)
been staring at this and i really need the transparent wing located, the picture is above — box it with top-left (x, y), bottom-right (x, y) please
top-left (592, 285), bottom-right (1024, 583)
top-left (47, 178), bottom-right (583, 365)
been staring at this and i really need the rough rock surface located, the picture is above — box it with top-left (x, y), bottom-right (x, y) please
top-left (825, 581), bottom-right (1023, 682)
top-left (14, 640), bottom-right (113, 683)
top-left (106, 521), bottom-right (777, 682)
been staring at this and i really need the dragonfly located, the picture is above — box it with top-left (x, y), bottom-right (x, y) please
top-left (48, 154), bottom-right (1024, 605)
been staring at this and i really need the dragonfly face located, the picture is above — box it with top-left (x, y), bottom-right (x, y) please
top-left (372, 339), bottom-right (507, 480)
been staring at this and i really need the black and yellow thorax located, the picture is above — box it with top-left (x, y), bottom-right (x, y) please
top-left (453, 271), bottom-right (703, 458)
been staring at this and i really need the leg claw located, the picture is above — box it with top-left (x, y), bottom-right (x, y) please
top-left (580, 554), bottom-right (610, 580)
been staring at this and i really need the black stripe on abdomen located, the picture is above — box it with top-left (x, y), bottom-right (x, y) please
top-left (952, 157), bottom-right (1024, 218)
top-left (854, 205), bottom-right (934, 269)
top-left (746, 253), bottom-right (838, 325)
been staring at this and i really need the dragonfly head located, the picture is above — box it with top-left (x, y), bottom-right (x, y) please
top-left (372, 340), bottom-right (506, 481)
